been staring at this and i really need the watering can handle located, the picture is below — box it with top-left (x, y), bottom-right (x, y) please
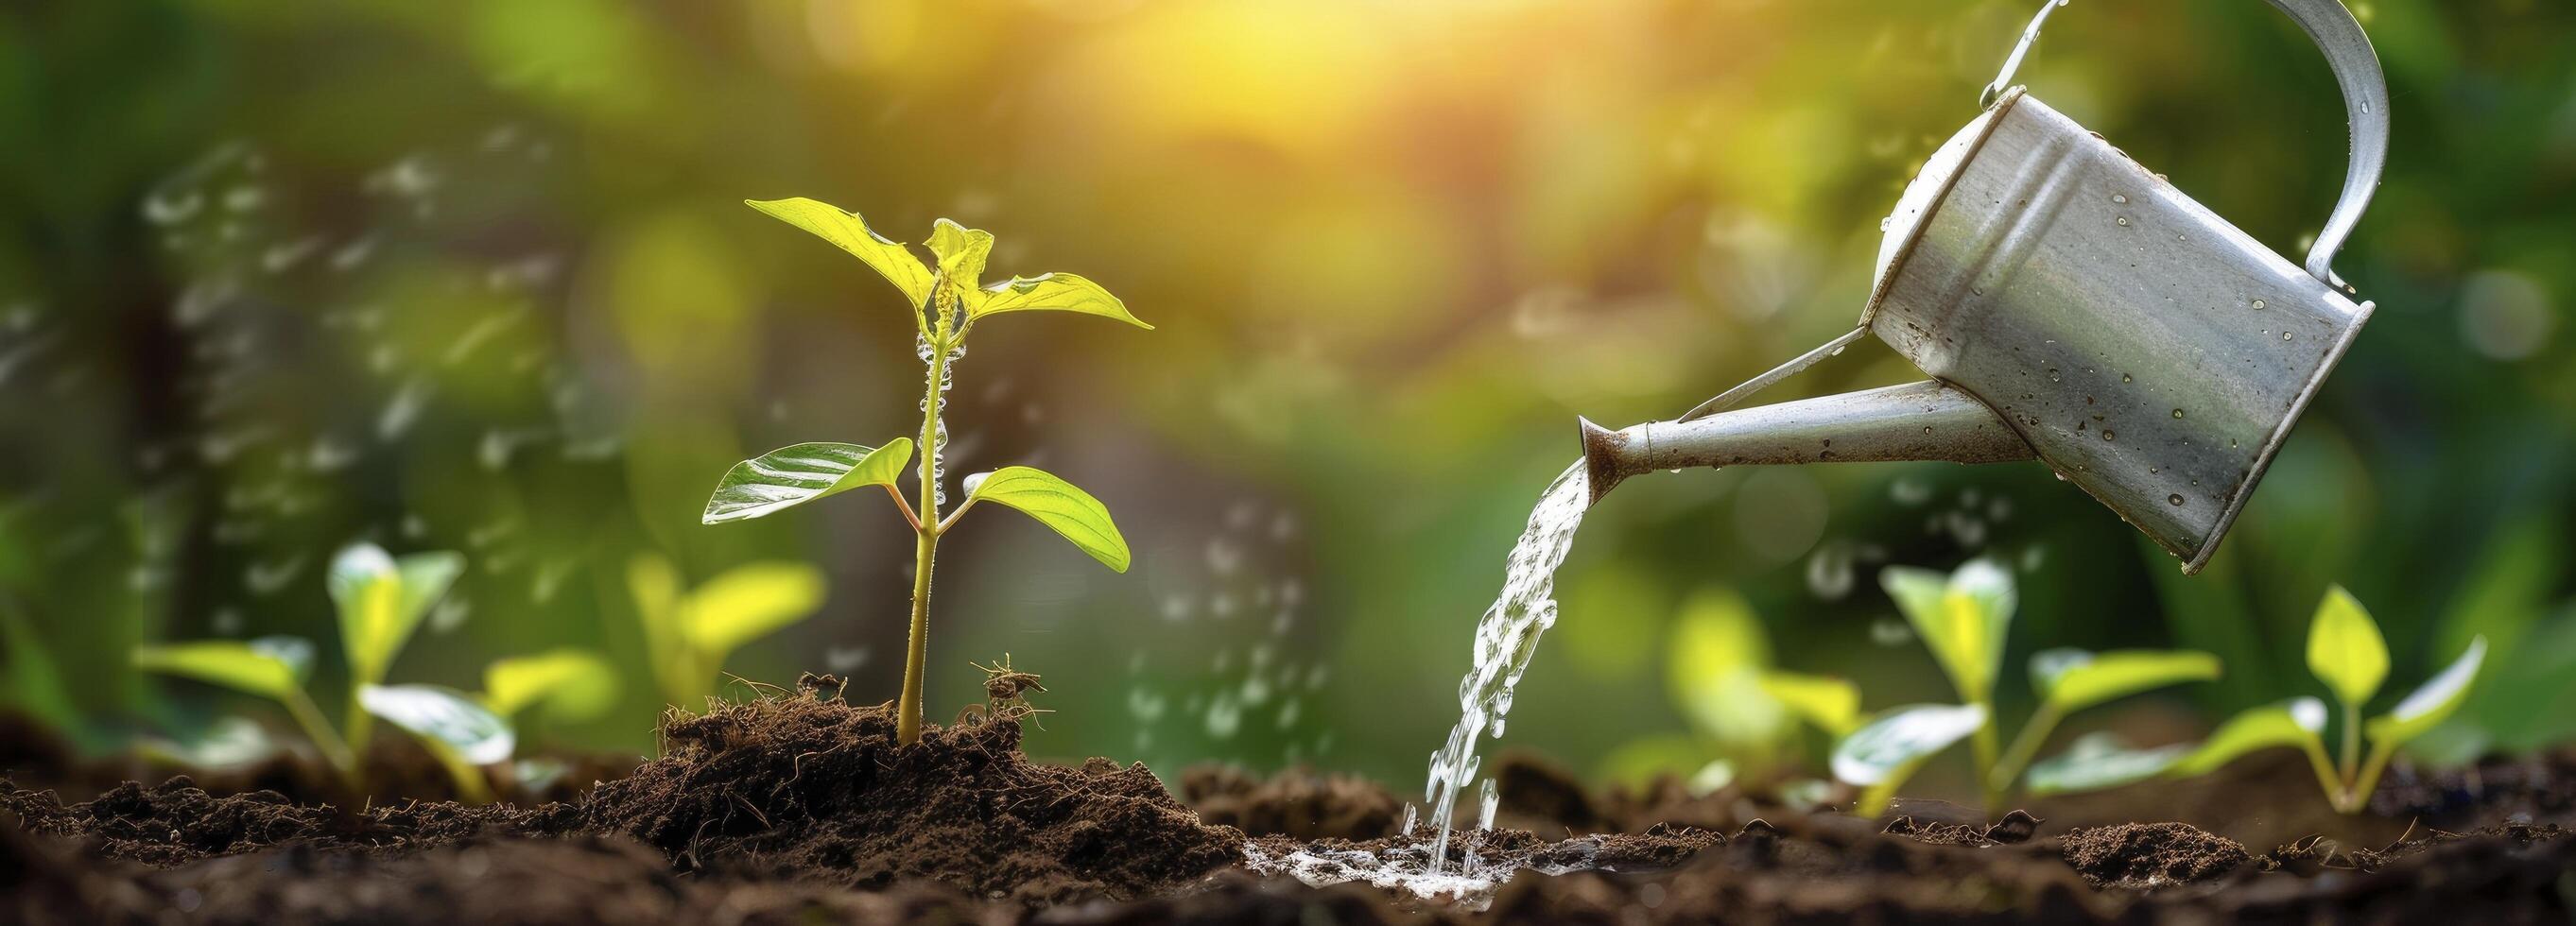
top-left (1981, 0), bottom-right (2389, 290)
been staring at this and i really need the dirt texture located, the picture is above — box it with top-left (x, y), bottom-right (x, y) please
top-left (9, 678), bottom-right (2576, 923)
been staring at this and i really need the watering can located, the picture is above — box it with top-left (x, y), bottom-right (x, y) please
top-left (1579, 0), bottom-right (2388, 574)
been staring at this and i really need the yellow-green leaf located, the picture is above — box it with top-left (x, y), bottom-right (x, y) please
top-left (1666, 590), bottom-right (1783, 745)
top-left (1881, 560), bottom-right (2013, 701)
top-left (925, 218), bottom-right (993, 293)
top-left (683, 562), bottom-right (826, 658)
top-left (745, 198), bottom-right (933, 322)
top-left (701, 439), bottom-right (914, 524)
top-left (2366, 636), bottom-right (2487, 747)
top-left (965, 272), bottom-right (1153, 330)
top-left (960, 467), bottom-right (1132, 572)
top-left (134, 640), bottom-right (304, 700)
top-left (2170, 697), bottom-right (2328, 778)
top-left (328, 544), bottom-right (464, 685)
top-left (484, 648), bottom-right (621, 721)
top-left (359, 683), bottom-right (515, 765)
top-left (2032, 648), bottom-right (2222, 713)
top-left (2306, 585), bottom-right (2389, 708)
top-left (1760, 670), bottom-right (1860, 736)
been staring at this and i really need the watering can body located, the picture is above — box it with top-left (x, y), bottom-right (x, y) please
top-left (1581, 0), bottom-right (2389, 573)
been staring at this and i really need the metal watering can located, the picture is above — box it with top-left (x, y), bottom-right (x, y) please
top-left (1580, 0), bottom-right (2389, 573)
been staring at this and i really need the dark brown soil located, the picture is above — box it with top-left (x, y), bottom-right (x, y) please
top-left (580, 676), bottom-right (1242, 904)
top-left (8, 678), bottom-right (2576, 924)
top-left (2061, 821), bottom-right (2253, 888)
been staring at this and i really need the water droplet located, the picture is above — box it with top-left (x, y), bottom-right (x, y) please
top-left (2120, 373), bottom-right (2133, 384)
top-left (2168, 494), bottom-right (2186, 506)
top-left (2047, 368), bottom-right (2061, 382)
top-left (2171, 408), bottom-right (2185, 419)
top-left (2283, 332), bottom-right (2294, 341)
top-left (2101, 430), bottom-right (2115, 441)
top-left (2111, 194), bottom-right (2129, 204)
top-left (2116, 215), bottom-right (2131, 227)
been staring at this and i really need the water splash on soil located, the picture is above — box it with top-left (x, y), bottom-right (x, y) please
top-left (1420, 460), bottom-right (1589, 874)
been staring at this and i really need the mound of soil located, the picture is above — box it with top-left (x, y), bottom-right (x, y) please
top-left (2062, 822), bottom-right (2252, 889)
top-left (580, 675), bottom-right (1241, 905)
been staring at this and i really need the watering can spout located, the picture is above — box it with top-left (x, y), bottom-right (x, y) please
top-left (1578, 380), bottom-right (2036, 508)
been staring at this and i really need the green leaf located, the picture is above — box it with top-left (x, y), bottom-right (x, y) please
top-left (925, 218), bottom-right (993, 292)
top-left (134, 640), bottom-right (305, 700)
top-left (2031, 648), bottom-right (2222, 713)
top-left (1831, 702), bottom-right (1986, 787)
top-left (1759, 670), bottom-right (1860, 736)
top-left (2307, 585), bottom-right (2389, 708)
top-left (2170, 697), bottom-right (2328, 778)
top-left (700, 439), bottom-right (914, 524)
top-left (965, 272), bottom-right (1153, 330)
top-left (484, 648), bottom-right (621, 721)
top-left (137, 716), bottom-right (282, 771)
top-left (744, 197), bottom-right (934, 321)
top-left (960, 467), bottom-right (1132, 572)
top-left (358, 683), bottom-right (515, 765)
top-left (683, 562), bottom-right (826, 658)
top-left (2027, 732), bottom-right (2189, 796)
top-left (1881, 560), bottom-right (2013, 701)
top-left (2366, 637), bottom-right (2487, 748)
top-left (328, 544), bottom-right (465, 685)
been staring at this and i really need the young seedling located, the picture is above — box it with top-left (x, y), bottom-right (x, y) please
top-left (134, 542), bottom-right (463, 791)
top-left (705, 198), bottom-right (1149, 745)
top-left (625, 554), bottom-right (826, 708)
top-left (1830, 559), bottom-right (2221, 815)
top-left (2165, 586), bottom-right (2487, 813)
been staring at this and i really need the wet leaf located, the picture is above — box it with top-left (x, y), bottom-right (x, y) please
top-left (358, 683), bottom-right (515, 765)
top-left (2306, 585), bottom-right (2388, 708)
top-left (966, 272), bottom-right (1153, 330)
top-left (2170, 697), bottom-right (2328, 777)
top-left (1831, 702), bottom-right (1986, 786)
top-left (1881, 560), bottom-right (2013, 701)
top-left (484, 648), bottom-right (621, 721)
top-left (744, 198), bottom-right (933, 326)
top-left (134, 639), bottom-right (306, 700)
top-left (2027, 732), bottom-right (2188, 795)
top-left (328, 544), bottom-right (465, 684)
top-left (960, 466), bottom-right (1132, 572)
top-left (2367, 636), bottom-right (2487, 747)
top-left (683, 562), bottom-right (826, 657)
top-left (2031, 648), bottom-right (2221, 712)
top-left (701, 439), bottom-right (914, 524)
top-left (1759, 670), bottom-right (1860, 736)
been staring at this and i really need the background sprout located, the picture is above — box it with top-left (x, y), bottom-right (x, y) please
top-left (483, 648), bottom-right (620, 724)
top-left (326, 543), bottom-right (466, 761)
top-left (1838, 559), bottom-right (2219, 815)
top-left (703, 198), bottom-right (1149, 745)
top-left (2173, 587), bottom-right (2488, 813)
top-left (626, 555), bottom-right (825, 709)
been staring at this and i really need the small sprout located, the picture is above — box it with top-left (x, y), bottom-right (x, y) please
top-left (626, 555), bottom-right (825, 708)
top-left (483, 648), bottom-right (621, 724)
top-left (1833, 560), bottom-right (2220, 815)
top-left (712, 199), bottom-right (1149, 744)
top-left (2170, 587), bottom-right (2487, 814)
top-left (136, 543), bottom-right (465, 793)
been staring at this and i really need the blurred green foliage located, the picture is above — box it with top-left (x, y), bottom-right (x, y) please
top-left (0, 0), bottom-right (2571, 806)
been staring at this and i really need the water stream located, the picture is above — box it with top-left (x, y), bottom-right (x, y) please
top-left (1420, 460), bottom-right (1591, 870)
